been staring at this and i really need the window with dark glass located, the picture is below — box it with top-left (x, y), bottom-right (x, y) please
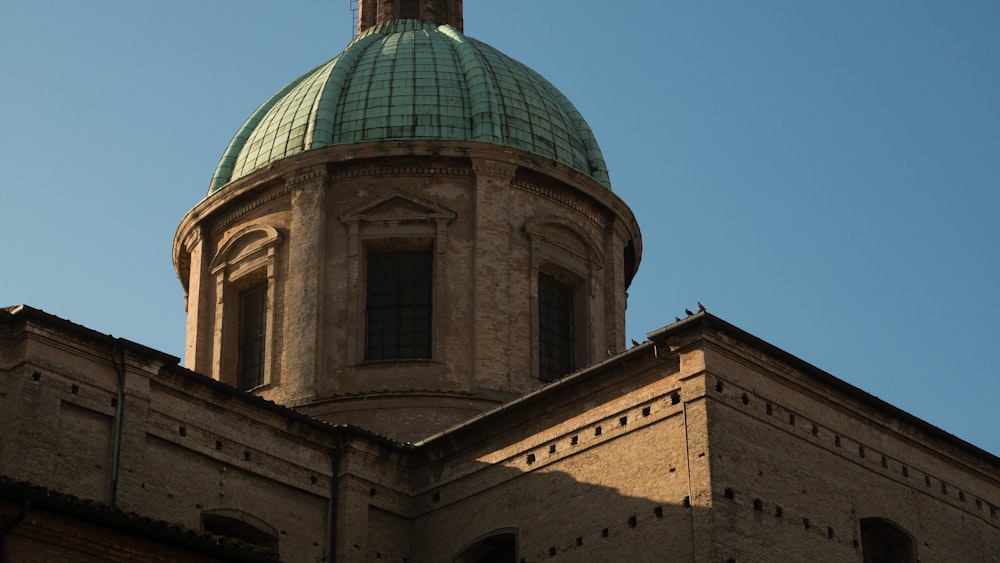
top-left (237, 283), bottom-right (267, 390)
top-left (538, 273), bottom-right (574, 381)
top-left (202, 511), bottom-right (278, 555)
top-left (454, 531), bottom-right (516, 563)
top-left (861, 518), bottom-right (916, 563)
top-left (366, 250), bottom-right (432, 360)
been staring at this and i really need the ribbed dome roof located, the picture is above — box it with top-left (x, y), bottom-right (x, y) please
top-left (209, 19), bottom-right (610, 194)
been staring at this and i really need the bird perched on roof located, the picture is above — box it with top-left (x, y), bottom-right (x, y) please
top-left (697, 301), bottom-right (706, 312)
top-left (675, 316), bottom-right (681, 322)
top-left (685, 308), bottom-right (694, 316)
top-left (631, 338), bottom-right (640, 347)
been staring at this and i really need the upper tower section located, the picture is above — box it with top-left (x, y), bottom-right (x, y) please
top-left (176, 1), bottom-right (640, 442)
top-left (208, 18), bottom-right (610, 194)
top-left (357, 0), bottom-right (464, 33)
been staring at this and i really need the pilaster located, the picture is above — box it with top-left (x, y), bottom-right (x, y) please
top-left (469, 159), bottom-right (518, 390)
top-left (284, 166), bottom-right (329, 403)
top-left (182, 225), bottom-right (211, 375)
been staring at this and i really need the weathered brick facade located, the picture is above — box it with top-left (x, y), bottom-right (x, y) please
top-left (2, 307), bottom-right (998, 561)
top-left (2, 3), bottom-right (998, 561)
top-left (174, 143), bottom-right (641, 443)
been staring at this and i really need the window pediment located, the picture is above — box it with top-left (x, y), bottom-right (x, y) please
top-left (210, 224), bottom-right (282, 275)
top-left (524, 216), bottom-right (604, 268)
top-left (339, 191), bottom-right (457, 227)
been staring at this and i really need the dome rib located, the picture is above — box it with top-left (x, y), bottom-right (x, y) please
top-left (438, 25), bottom-right (502, 144)
top-left (208, 20), bottom-right (611, 194)
top-left (309, 34), bottom-right (381, 149)
top-left (209, 68), bottom-right (318, 192)
top-left (541, 78), bottom-right (611, 187)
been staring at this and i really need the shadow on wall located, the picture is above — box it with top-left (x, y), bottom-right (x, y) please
top-left (404, 461), bottom-right (704, 563)
top-left (400, 460), bottom-right (919, 562)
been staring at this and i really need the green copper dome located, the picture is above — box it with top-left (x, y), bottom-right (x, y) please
top-left (209, 20), bottom-right (610, 193)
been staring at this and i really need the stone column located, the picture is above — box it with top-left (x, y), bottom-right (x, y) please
top-left (284, 167), bottom-right (329, 404)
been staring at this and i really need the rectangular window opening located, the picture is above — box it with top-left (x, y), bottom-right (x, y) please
top-left (237, 282), bottom-right (267, 390)
top-left (538, 273), bottom-right (575, 381)
top-left (366, 250), bottom-right (433, 361)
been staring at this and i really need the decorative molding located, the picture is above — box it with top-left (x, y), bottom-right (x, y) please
top-left (211, 186), bottom-right (292, 236)
top-left (511, 178), bottom-right (606, 230)
top-left (328, 166), bottom-right (473, 181)
top-left (284, 165), bottom-right (329, 187)
top-left (471, 161), bottom-right (518, 178)
top-left (523, 216), bottom-right (605, 268)
top-left (339, 190), bottom-right (458, 225)
top-left (209, 224), bottom-right (282, 275)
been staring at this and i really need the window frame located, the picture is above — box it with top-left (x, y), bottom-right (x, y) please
top-left (537, 269), bottom-right (582, 382)
top-left (364, 246), bottom-right (434, 361)
top-left (201, 509), bottom-right (279, 555)
top-left (454, 529), bottom-right (518, 563)
top-left (236, 281), bottom-right (268, 389)
top-left (339, 191), bottom-right (456, 366)
top-left (860, 517), bottom-right (917, 563)
top-left (524, 218), bottom-right (602, 382)
top-left (209, 224), bottom-right (281, 390)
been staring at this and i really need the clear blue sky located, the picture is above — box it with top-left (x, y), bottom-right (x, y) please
top-left (2, 1), bottom-right (998, 455)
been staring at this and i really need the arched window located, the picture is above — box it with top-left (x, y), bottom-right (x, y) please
top-left (524, 217), bottom-right (603, 382)
top-left (209, 224), bottom-right (281, 389)
top-left (454, 530), bottom-right (517, 563)
top-left (201, 509), bottom-right (278, 555)
top-left (860, 517), bottom-right (916, 563)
